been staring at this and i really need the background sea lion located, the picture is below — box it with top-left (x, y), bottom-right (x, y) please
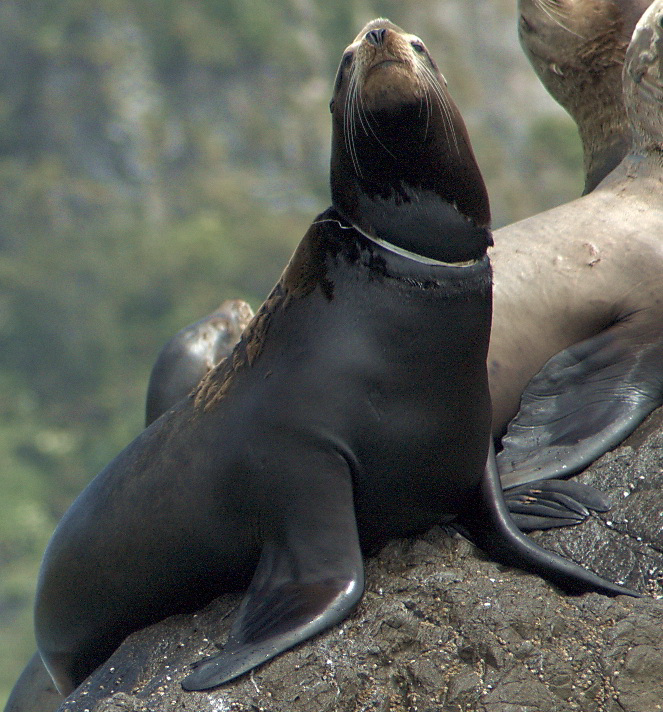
top-left (31, 19), bottom-right (633, 700)
top-left (518, 0), bottom-right (651, 193)
top-left (145, 299), bottom-right (253, 426)
top-left (2, 654), bottom-right (60, 712)
top-left (491, 0), bottom-right (663, 493)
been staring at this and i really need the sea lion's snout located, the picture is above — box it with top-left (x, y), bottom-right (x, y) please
top-left (355, 27), bottom-right (425, 111)
top-left (365, 27), bottom-right (387, 46)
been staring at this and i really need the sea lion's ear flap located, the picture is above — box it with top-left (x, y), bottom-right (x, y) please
top-left (497, 327), bottom-right (663, 488)
top-left (182, 451), bottom-right (364, 690)
top-left (329, 98), bottom-right (335, 113)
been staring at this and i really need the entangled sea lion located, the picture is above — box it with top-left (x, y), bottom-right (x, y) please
top-left (31, 19), bottom-right (634, 699)
top-left (142, 2), bottom-right (652, 514)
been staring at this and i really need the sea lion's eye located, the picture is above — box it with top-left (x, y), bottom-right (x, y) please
top-left (411, 41), bottom-right (425, 53)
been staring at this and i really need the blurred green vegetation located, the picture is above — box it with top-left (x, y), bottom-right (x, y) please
top-left (0, 0), bottom-right (583, 703)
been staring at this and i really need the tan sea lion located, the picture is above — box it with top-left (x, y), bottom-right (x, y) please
top-left (493, 0), bottom-right (663, 491)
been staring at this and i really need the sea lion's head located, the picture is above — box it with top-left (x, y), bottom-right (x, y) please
top-left (329, 19), bottom-right (490, 237)
top-left (623, 0), bottom-right (663, 151)
top-left (518, 0), bottom-right (650, 192)
top-left (518, 0), bottom-right (650, 102)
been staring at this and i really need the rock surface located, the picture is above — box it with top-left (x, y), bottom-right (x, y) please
top-left (57, 410), bottom-right (663, 712)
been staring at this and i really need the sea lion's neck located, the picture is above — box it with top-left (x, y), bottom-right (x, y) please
top-left (330, 103), bottom-right (491, 263)
top-left (285, 207), bottom-right (491, 299)
top-left (331, 101), bottom-right (490, 220)
top-left (570, 85), bottom-right (631, 194)
top-left (350, 188), bottom-right (492, 264)
top-left (351, 224), bottom-right (481, 268)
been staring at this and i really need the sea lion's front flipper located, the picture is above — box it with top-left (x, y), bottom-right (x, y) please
top-left (498, 329), bottom-right (663, 488)
top-left (505, 479), bottom-right (610, 531)
top-left (457, 442), bottom-right (639, 597)
top-left (182, 456), bottom-right (364, 690)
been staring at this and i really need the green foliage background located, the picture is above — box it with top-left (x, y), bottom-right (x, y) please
top-left (0, 0), bottom-right (582, 702)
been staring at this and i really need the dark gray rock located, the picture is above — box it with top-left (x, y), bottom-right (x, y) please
top-left (57, 410), bottom-right (663, 712)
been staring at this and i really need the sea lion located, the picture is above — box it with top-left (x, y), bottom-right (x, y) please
top-left (145, 299), bottom-right (254, 425)
top-left (492, 0), bottom-right (663, 491)
top-left (142, 2), bottom-right (649, 505)
top-left (32, 19), bottom-right (634, 699)
top-left (518, 0), bottom-right (651, 193)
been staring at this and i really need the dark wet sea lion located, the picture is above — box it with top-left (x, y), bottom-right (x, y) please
top-left (32, 19), bottom-right (634, 699)
top-left (491, 0), bottom-right (663, 490)
top-left (519, 0), bottom-right (650, 192)
top-left (145, 299), bottom-right (254, 426)
top-left (146, 1), bottom-right (652, 459)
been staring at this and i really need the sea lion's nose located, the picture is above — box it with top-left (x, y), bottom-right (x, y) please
top-left (365, 28), bottom-right (388, 46)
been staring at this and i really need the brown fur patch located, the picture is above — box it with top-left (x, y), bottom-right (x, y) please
top-left (193, 222), bottom-right (332, 412)
top-left (193, 284), bottom-right (285, 412)
top-left (282, 223), bottom-right (334, 300)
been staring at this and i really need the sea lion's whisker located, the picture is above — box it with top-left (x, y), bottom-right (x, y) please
top-left (421, 83), bottom-right (432, 141)
top-left (419, 63), bottom-right (459, 155)
top-left (535, 0), bottom-right (586, 38)
top-left (358, 96), bottom-right (398, 160)
top-left (539, 0), bottom-right (567, 18)
top-left (345, 72), bottom-right (363, 177)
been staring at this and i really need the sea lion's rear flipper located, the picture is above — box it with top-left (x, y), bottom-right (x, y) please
top-left (456, 442), bottom-right (639, 597)
top-left (497, 329), bottom-right (663, 488)
top-left (182, 456), bottom-right (364, 691)
top-left (504, 479), bottom-right (610, 531)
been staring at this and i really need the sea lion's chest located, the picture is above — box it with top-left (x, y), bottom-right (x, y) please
top-left (238, 252), bottom-right (493, 537)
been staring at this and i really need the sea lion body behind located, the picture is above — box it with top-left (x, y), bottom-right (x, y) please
top-left (145, 299), bottom-right (254, 426)
top-left (493, 2), bottom-right (663, 486)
